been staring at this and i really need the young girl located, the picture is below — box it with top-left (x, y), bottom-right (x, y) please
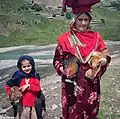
top-left (5, 55), bottom-right (42, 119)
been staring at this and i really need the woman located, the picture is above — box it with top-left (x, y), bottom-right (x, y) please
top-left (53, 12), bottom-right (111, 119)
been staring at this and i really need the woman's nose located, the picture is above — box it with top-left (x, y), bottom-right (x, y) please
top-left (82, 20), bottom-right (86, 24)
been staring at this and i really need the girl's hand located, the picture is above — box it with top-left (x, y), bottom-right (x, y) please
top-left (19, 84), bottom-right (30, 92)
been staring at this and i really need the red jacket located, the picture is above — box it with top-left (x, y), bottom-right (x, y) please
top-left (5, 77), bottom-right (41, 106)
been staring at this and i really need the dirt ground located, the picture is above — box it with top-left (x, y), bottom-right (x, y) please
top-left (0, 42), bottom-right (120, 119)
top-left (1, 58), bottom-right (120, 119)
top-left (41, 57), bottom-right (120, 119)
top-left (99, 57), bottom-right (120, 119)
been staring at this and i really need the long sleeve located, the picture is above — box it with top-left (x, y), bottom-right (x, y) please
top-left (5, 84), bottom-right (11, 95)
top-left (53, 44), bottom-right (64, 76)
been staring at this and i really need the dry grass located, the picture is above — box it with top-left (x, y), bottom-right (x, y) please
top-left (100, 60), bottom-right (120, 119)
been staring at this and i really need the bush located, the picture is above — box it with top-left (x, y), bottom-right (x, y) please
top-left (61, 12), bottom-right (64, 16)
top-left (66, 11), bottom-right (72, 19)
top-left (101, 19), bottom-right (105, 23)
top-left (109, 1), bottom-right (120, 11)
top-left (52, 13), bottom-right (56, 17)
top-left (20, 4), bottom-right (29, 11)
top-left (31, 3), bottom-right (43, 12)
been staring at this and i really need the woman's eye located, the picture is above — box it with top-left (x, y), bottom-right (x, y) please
top-left (78, 18), bottom-right (89, 22)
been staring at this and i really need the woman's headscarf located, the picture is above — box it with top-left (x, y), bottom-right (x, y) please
top-left (7, 55), bottom-right (36, 87)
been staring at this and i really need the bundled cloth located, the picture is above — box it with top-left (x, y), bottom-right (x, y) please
top-left (62, 0), bottom-right (100, 14)
top-left (35, 91), bottom-right (46, 119)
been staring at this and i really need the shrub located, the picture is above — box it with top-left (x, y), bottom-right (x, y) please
top-left (66, 11), bottom-right (72, 19)
top-left (31, 3), bottom-right (43, 12)
top-left (61, 12), bottom-right (64, 16)
top-left (52, 13), bottom-right (56, 17)
top-left (101, 19), bottom-right (105, 23)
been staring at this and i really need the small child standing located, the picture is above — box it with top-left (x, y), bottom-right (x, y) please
top-left (5, 55), bottom-right (43, 119)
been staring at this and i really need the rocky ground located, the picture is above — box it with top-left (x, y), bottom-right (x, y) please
top-left (0, 42), bottom-right (120, 119)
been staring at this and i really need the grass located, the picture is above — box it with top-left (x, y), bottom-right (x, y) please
top-left (98, 63), bottom-right (120, 119)
top-left (0, 1), bottom-right (120, 118)
top-left (92, 6), bottom-right (120, 41)
top-left (0, 1), bottom-right (120, 47)
top-left (0, 14), bottom-right (69, 47)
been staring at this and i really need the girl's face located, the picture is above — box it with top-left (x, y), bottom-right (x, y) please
top-left (75, 13), bottom-right (91, 32)
top-left (21, 59), bottom-right (32, 74)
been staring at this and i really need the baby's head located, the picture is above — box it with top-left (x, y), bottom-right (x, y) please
top-left (17, 55), bottom-right (35, 74)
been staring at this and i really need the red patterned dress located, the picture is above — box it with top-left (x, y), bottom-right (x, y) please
top-left (53, 27), bottom-right (111, 119)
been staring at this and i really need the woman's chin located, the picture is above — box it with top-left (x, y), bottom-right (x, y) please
top-left (78, 28), bottom-right (87, 32)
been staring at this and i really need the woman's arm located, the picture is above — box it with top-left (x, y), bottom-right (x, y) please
top-left (53, 44), bottom-right (65, 76)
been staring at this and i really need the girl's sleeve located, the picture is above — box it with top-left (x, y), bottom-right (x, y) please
top-left (5, 77), bottom-right (17, 95)
top-left (53, 44), bottom-right (64, 76)
top-left (5, 84), bottom-right (11, 95)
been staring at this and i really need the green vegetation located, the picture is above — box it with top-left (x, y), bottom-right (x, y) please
top-left (98, 64), bottom-right (120, 119)
top-left (92, 6), bottom-right (120, 41)
top-left (0, 0), bottom-right (120, 48)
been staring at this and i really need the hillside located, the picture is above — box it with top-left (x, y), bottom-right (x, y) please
top-left (0, 0), bottom-right (120, 47)
top-left (26, 0), bottom-right (61, 6)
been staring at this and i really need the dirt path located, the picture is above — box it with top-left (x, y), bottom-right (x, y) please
top-left (0, 42), bottom-right (120, 119)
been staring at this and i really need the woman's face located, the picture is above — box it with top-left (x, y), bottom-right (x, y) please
top-left (21, 59), bottom-right (32, 74)
top-left (75, 13), bottom-right (91, 32)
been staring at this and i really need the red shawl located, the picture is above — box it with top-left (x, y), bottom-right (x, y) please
top-left (57, 30), bottom-right (106, 62)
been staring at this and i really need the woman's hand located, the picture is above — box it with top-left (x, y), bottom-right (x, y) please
top-left (99, 58), bottom-right (107, 66)
top-left (60, 67), bottom-right (71, 77)
top-left (60, 67), bottom-right (75, 78)
top-left (85, 69), bottom-right (94, 79)
top-left (85, 69), bottom-right (98, 79)
top-left (19, 84), bottom-right (30, 92)
top-left (85, 67), bottom-right (101, 80)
